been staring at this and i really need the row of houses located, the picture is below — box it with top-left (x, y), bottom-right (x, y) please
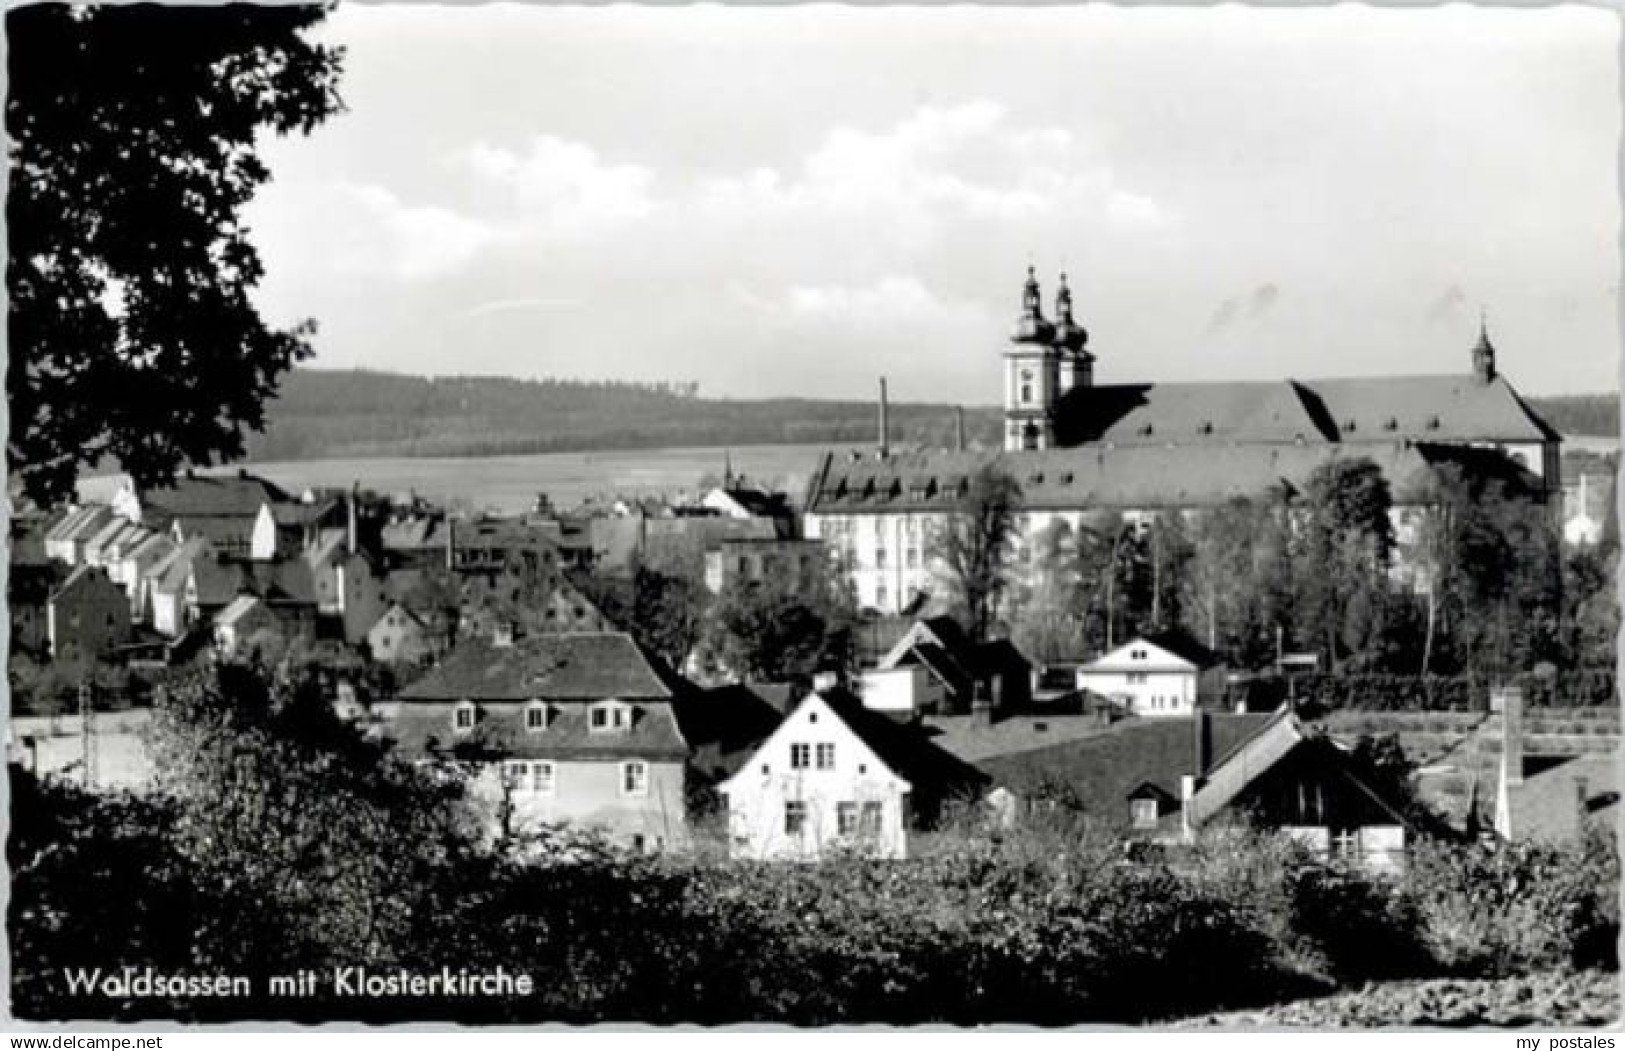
top-left (16, 468), bottom-right (822, 673)
top-left (369, 622), bottom-right (1609, 870)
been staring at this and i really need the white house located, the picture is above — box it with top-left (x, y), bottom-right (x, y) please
top-left (1076, 631), bottom-right (1223, 718)
top-left (719, 691), bottom-right (913, 861)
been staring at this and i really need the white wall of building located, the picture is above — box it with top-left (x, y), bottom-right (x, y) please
top-left (721, 693), bottom-right (909, 860)
top-left (1077, 639), bottom-right (1199, 718)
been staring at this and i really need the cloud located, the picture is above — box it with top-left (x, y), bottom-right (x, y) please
top-left (331, 182), bottom-right (496, 281)
top-left (696, 101), bottom-right (1177, 257)
top-left (462, 136), bottom-right (657, 237)
top-left (460, 296), bottom-right (581, 318)
top-left (783, 275), bottom-right (965, 327)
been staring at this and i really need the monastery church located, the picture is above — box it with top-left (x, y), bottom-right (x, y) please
top-left (803, 268), bottom-right (1564, 616)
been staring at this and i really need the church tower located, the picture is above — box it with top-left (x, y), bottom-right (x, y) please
top-left (1472, 314), bottom-right (1497, 384)
top-left (1004, 267), bottom-right (1058, 450)
top-left (1052, 271), bottom-right (1094, 397)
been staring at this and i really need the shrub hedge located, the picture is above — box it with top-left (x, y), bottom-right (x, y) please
top-left (1229, 670), bottom-right (1618, 713)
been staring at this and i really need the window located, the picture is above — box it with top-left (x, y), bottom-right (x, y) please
top-left (875, 548), bottom-right (887, 568)
top-left (816, 743), bottom-right (835, 770)
top-left (621, 761), bottom-right (648, 797)
top-left (1332, 828), bottom-right (1360, 860)
top-left (859, 801), bottom-right (883, 837)
top-left (837, 802), bottom-right (858, 836)
top-left (905, 547), bottom-right (918, 569)
top-left (454, 702), bottom-right (476, 732)
top-left (526, 703), bottom-right (549, 731)
top-left (1021, 383), bottom-right (1033, 403)
top-left (784, 801), bottom-right (807, 835)
top-left (592, 703), bottom-right (631, 732)
top-left (502, 760), bottom-right (529, 788)
top-left (790, 743), bottom-right (811, 769)
top-left (877, 584), bottom-right (888, 608)
top-left (1131, 798), bottom-right (1159, 830)
top-left (532, 761), bottom-right (556, 794)
top-left (1127, 671), bottom-right (1148, 685)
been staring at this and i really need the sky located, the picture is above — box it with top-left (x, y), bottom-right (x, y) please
top-left (246, 3), bottom-right (1623, 403)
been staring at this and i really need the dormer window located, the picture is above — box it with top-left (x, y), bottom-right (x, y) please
top-left (1131, 798), bottom-right (1159, 830)
top-left (525, 701), bottom-right (551, 732)
top-left (590, 701), bottom-right (633, 732)
top-left (453, 701), bottom-right (477, 733)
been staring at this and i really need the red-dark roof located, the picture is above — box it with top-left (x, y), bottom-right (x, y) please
top-left (804, 441), bottom-right (1480, 516)
top-left (1052, 374), bottom-right (1558, 447)
top-left (973, 713), bottom-right (1274, 824)
top-left (398, 632), bottom-right (675, 702)
top-left (385, 694), bottom-right (690, 762)
top-left (143, 473), bottom-right (291, 518)
top-left (674, 683), bottom-right (794, 783)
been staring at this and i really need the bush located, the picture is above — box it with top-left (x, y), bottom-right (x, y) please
top-left (1403, 832), bottom-right (1619, 977)
top-left (12, 663), bottom-right (1619, 1023)
top-left (1231, 671), bottom-right (1618, 713)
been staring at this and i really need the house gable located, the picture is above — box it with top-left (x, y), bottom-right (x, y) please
top-left (1084, 637), bottom-right (1199, 674)
top-left (720, 692), bottom-right (910, 798)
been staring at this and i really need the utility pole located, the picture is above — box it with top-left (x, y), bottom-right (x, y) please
top-left (78, 683), bottom-right (96, 790)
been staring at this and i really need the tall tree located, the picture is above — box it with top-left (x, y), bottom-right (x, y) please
top-left (1010, 518), bottom-right (1087, 664)
top-left (1071, 510), bottom-right (1139, 653)
top-left (929, 462), bottom-right (1024, 642)
top-left (1296, 458), bottom-right (1396, 670)
top-left (8, 4), bottom-right (344, 505)
top-left (694, 554), bottom-right (856, 683)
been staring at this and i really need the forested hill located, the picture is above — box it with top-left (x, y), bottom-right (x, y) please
top-left (242, 370), bottom-right (1619, 462)
top-left (243, 369), bottom-right (1005, 461)
top-left (1527, 394), bottom-right (1618, 439)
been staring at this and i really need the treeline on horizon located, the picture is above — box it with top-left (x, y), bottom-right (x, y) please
top-left (241, 368), bottom-right (1617, 463)
top-left (242, 369), bottom-right (999, 461)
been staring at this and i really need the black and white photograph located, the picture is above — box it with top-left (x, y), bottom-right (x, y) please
top-left (5, 0), bottom-right (1621, 1032)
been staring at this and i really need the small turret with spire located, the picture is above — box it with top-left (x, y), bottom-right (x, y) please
top-left (1473, 310), bottom-right (1497, 384)
top-left (1011, 265), bottom-right (1054, 344)
top-left (1052, 271), bottom-right (1089, 354)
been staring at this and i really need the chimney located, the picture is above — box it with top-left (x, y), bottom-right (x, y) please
top-left (971, 678), bottom-right (994, 725)
top-left (346, 482), bottom-right (359, 556)
top-left (877, 377), bottom-right (890, 459)
top-left (1192, 708), bottom-right (1212, 775)
top-left (955, 406), bottom-right (966, 452)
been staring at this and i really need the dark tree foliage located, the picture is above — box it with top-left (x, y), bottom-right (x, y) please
top-left (1297, 459), bottom-right (1396, 671)
top-left (7, 3), bottom-right (344, 504)
top-left (931, 462), bottom-right (1023, 642)
top-left (697, 561), bottom-right (856, 683)
top-left (574, 560), bottom-right (710, 673)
